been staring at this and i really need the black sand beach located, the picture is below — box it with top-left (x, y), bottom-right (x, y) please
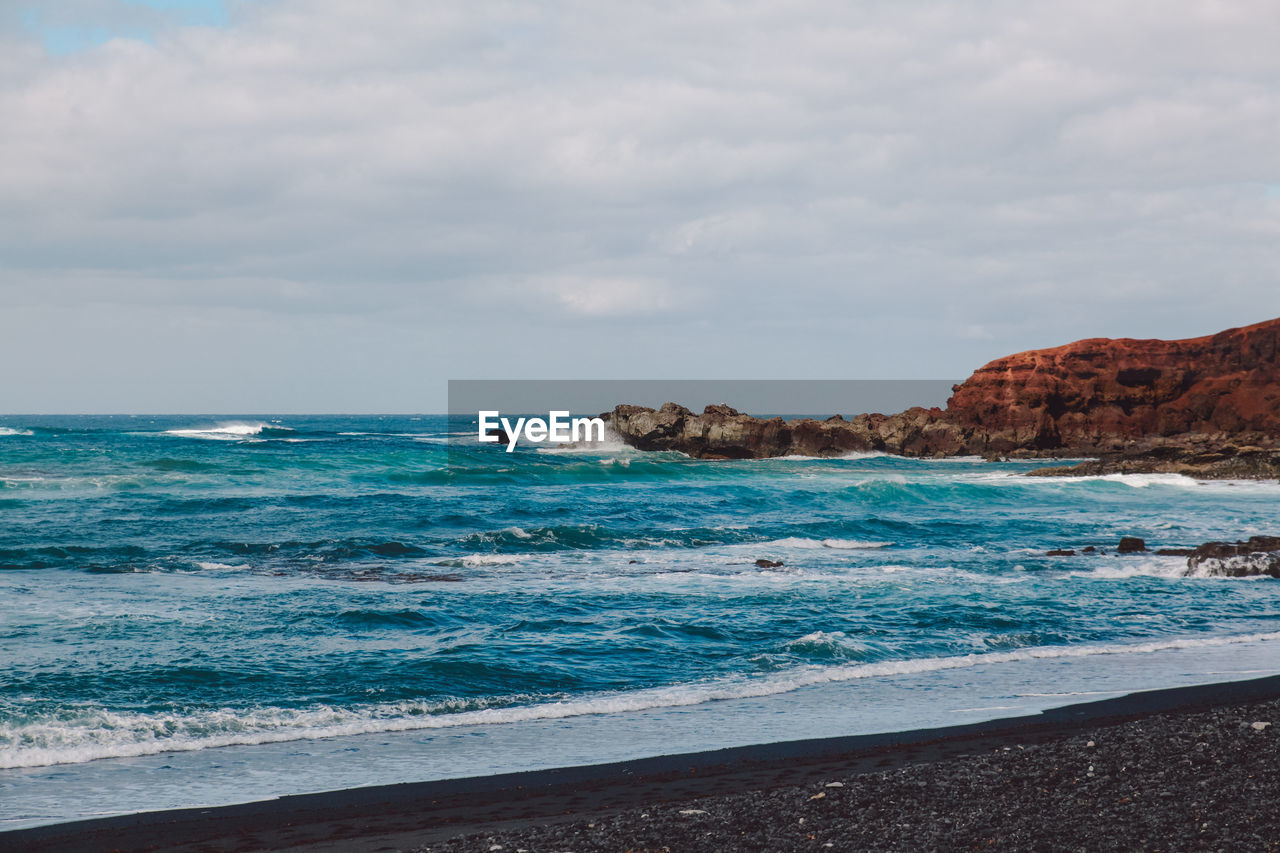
top-left (8, 674), bottom-right (1280, 853)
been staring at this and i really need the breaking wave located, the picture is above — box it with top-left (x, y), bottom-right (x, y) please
top-left (5, 629), bottom-right (1278, 769)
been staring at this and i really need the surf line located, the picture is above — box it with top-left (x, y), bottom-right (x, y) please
top-left (478, 411), bottom-right (607, 452)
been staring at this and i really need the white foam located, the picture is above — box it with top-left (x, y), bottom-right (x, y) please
top-left (1099, 473), bottom-right (1201, 488)
top-left (1067, 554), bottom-right (1278, 581)
top-left (1026, 472), bottom-right (1203, 488)
top-left (164, 422), bottom-right (287, 440)
top-left (821, 538), bottom-right (892, 550)
top-left (535, 425), bottom-right (635, 454)
top-left (949, 705), bottom-right (1021, 713)
top-left (6, 629), bottom-right (1278, 769)
top-left (764, 537), bottom-right (891, 550)
top-left (783, 631), bottom-right (872, 655)
top-left (1068, 557), bottom-right (1189, 580)
top-left (0, 427), bottom-right (33, 437)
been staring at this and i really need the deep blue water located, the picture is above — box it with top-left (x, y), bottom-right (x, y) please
top-left (2, 415), bottom-right (1279, 782)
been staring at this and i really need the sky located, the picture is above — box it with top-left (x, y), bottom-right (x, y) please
top-left (1, 0), bottom-right (1278, 412)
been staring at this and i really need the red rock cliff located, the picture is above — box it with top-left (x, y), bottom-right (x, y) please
top-left (608, 317), bottom-right (1280, 468)
top-left (946, 317), bottom-right (1280, 453)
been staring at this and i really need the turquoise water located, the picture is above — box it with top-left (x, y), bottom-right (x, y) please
top-left (2, 415), bottom-right (1279, 825)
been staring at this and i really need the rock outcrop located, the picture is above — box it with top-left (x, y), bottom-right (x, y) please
top-left (1185, 536), bottom-right (1280, 578)
top-left (1025, 444), bottom-right (1280, 479)
top-left (607, 402), bottom-right (960, 460)
top-left (945, 316), bottom-right (1280, 455)
top-left (605, 318), bottom-right (1280, 472)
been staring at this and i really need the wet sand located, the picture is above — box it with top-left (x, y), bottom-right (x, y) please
top-left (8, 674), bottom-right (1280, 852)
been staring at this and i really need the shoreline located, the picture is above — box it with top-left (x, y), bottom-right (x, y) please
top-left (9, 673), bottom-right (1280, 853)
top-left (603, 401), bottom-right (1280, 480)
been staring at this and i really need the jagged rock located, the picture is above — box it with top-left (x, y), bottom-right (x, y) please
top-left (605, 318), bottom-right (1280, 469)
top-left (755, 559), bottom-right (783, 568)
top-left (1025, 445), bottom-right (1280, 479)
top-left (1046, 549), bottom-right (1076, 556)
top-left (1185, 536), bottom-right (1280, 578)
top-left (1117, 537), bottom-right (1147, 554)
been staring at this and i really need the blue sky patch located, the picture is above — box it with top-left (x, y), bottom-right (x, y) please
top-left (21, 0), bottom-right (233, 55)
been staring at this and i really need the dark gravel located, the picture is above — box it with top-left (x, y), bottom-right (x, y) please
top-left (417, 698), bottom-right (1280, 853)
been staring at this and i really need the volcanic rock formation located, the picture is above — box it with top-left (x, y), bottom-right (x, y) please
top-left (606, 318), bottom-right (1280, 475)
top-left (1185, 536), bottom-right (1280, 578)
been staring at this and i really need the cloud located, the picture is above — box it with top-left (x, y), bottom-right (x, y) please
top-left (541, 276), bottom-right (685, 317)
top-left (1, 0), bottom-right (1279, 409)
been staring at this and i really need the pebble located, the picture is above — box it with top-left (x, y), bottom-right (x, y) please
top-left (416, 695), bottom-right (1280, 853)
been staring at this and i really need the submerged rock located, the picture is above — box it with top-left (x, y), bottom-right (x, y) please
top-left (1185, 536), bottom-right (1280, 578)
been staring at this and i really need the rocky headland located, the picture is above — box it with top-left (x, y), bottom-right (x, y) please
top-left (605, 317), bottom-right (1280, 478)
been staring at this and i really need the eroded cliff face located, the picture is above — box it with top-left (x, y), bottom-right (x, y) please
top-left (605, 318), bottom-right (1280, 464)
top-left (946, 317), bottom-right (1280, 454)
top-left (607, 403), bottom-right (958, 459)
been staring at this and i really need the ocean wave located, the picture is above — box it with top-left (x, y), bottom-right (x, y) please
top-left (1026, 472), bottom-right (1203, 488)
top-left (0, 427), bottom-right (33, 437)
top-left (0, 476), bottom-right (46, 487)
top-left (5, 629), bottom-right (1279, 769)
top-left (1066, 556), bottom-right (1190, 580)
top-left (765, 537), bottom-right (892, 550)
top-left (774, 451), bottom-right (891, 461)
top-left (535, 427), bottom-right (636, 455)
top-left (1095, 473), bottom-right (1202, 488)
top-left (432, 554), bottom-right (525, 568)
top-left (0, 473), bottom-right (175, 492)
top-left (782, 631), bottom-right (875, 659)
top-left (163, 422), bottom-right (295, 440)
top-left (338, 431), bottom-right (440, 437)
top-left (1065, 554), bottom-right (1278, 581)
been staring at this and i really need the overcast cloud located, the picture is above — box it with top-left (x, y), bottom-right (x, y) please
top-left (2, 0), bottom-right (1278, 411)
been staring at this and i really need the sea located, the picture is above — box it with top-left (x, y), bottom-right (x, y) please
top-left (2, 414), bottom-right (1279, 829)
